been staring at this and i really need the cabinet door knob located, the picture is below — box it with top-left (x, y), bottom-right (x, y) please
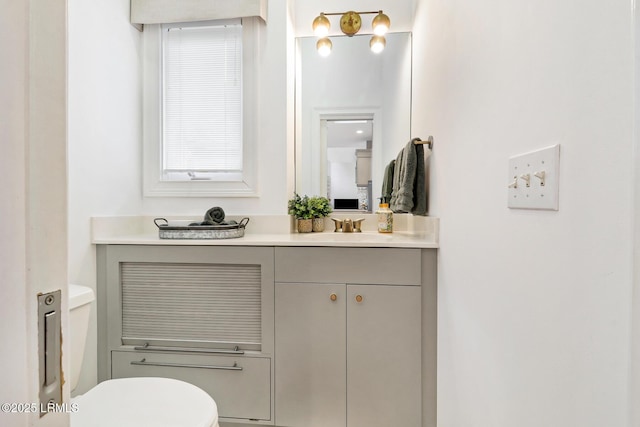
top-left (330, 293), bottom-right (337, 302)
top-left (355, 294), bottom-right (363, 303)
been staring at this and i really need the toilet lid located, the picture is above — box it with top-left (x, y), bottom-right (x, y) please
top-left (71, 377), bottom-right (218, 427)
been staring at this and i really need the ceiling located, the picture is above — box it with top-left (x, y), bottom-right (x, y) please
top-left (326, 120), bottom-right (373, 148)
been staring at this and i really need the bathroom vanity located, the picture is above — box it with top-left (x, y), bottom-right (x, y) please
top-left (95, 217), bottom-right (437, 427)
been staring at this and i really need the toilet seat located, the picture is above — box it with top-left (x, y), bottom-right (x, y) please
top-left (71, 377), bottom-right (219, 427)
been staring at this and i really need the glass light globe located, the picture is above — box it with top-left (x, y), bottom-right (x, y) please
top-left (313, 14), bottom-right (330, 38)
top-left (372, 12), bottom-right (390, 36)
top-left (370, 35), bottom-right (386, 54)
top-left (317, 37), bottom-right (332, 57)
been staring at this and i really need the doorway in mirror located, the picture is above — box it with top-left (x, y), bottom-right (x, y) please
top-left (326, 119), bottom-right (373, 212)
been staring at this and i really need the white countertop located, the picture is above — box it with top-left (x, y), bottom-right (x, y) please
top-left (91, 215), bottom-right (439, 249)
top-left (93, 231), bottom-right (437, 248)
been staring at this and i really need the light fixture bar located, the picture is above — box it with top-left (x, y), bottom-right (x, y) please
top-left (320, 11), bottom-right (382, 16)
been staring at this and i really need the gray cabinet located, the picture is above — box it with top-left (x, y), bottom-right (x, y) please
top-left (274, 247), bottom-right (432, 427)
top-left (275, 283), bottom-right (347, 427)
top-left (96, 245), bottom-right (275, 424)
top-left (97, 244), bottom-right (436, 427)
top-left (355, 149), bottom-right (372, 187)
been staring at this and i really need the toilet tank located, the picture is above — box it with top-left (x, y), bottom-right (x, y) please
top-left (68, 284), bottom-right (95, 392)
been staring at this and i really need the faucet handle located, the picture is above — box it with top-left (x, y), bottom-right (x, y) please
top-left (352, 218), bottom-right (365, 232)
top-left (330, 217), bottom-right (343, 232)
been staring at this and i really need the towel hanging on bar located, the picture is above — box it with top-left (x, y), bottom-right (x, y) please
top-left (388, 136), bottom-right (433, 215)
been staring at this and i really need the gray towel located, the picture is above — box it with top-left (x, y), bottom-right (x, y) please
top-left (412, 143), bottom-right (427, 215)
top-left (381, 160), bottom-right (395, 204)
top-left (204, 206), bottom-right (226, 224)
top-left (390, 140), bottom-right (416, 213)
top-left (390, 138), bottom-right (428, 215)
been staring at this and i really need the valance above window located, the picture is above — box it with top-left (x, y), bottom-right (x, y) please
top-left (131, 0), bottom-right (267, 25)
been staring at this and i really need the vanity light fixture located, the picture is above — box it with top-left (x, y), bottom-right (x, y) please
top-left (312, 10), bottom-right (391, 56)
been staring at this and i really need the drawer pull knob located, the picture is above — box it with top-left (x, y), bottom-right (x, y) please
top-left (355, 294), bottom-right (363, 303)
top-left (131, 358), bottom-right (243, 371)
top-left (330, 293), bottom-right (337, 301)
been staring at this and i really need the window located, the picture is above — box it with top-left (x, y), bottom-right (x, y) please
top-left (143, 19), bottom-right (258, 197)
top-left (163, 22), bottom-right (242, 181)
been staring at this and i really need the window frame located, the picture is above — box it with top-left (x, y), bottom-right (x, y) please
top-left (143, 18), bottom-right (259, 197)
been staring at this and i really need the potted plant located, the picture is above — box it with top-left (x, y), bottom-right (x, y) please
top-left (308, 196), bottom-right (332, 232)
top-left (288, 193), bottom-right (313, 233)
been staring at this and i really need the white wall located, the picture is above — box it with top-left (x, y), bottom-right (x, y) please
top-left (632, 3), bottom-right (640, 426)
top-left (68, 0), bottom-right (294, 393)
top-left (68, 0), bottom-right (143, 394)
top-left (412, 0), bottom-right (635, 426)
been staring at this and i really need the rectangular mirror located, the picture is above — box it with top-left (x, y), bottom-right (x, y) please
top-left (295, 32), bottom-right (412, 212)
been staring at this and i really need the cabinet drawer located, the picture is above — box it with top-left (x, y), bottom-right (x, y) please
top-left (275, 247), bottom-right (420, 285)
top-left (111, 350), bottom-right (271, 421)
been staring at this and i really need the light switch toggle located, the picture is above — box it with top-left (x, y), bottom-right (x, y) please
top-left (508, 176), bottom-right (518, 189)
top-left (534, 170), bottom-right (546, 186)
top-left (519, 173), bottom-right (531, 187)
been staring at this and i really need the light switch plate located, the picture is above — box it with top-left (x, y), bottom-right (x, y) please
top-left (507, 144), bottom-right (560, 210)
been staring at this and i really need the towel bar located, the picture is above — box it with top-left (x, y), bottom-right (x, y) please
top-left (413, 136), bottom-right (434, 149)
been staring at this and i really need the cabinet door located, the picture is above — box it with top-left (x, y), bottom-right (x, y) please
top-left (275, 283), bottom-right (347, 427)
top-left (347, 285), bottom-right (422, 427)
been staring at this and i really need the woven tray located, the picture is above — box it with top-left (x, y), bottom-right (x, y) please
top-left (154, 217), bottom-right (250, 240)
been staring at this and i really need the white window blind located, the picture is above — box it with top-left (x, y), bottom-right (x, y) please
top-left (162, 22), bottom-right (243, 177)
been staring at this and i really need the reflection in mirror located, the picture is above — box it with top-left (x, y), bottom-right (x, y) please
top-left (326, 119), bottom-right (373, 211)
top-left (295, 32), bottom-right (412, 211)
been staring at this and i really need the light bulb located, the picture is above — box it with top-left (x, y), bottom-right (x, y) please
top-left (317, 37), bottom-right (332, 57)
top-left (370, 35), bottom-right (386, 54)
top-left (313, 13), bottom-right (330, 38)
top-left (372, 11), bottom-right (390, 36)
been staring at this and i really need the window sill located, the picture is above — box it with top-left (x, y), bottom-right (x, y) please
top-left (143, 180), bottom-right (259, 198)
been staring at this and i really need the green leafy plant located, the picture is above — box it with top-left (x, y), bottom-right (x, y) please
top-left (287, 193), bottom-right (313, 219)
top-left (308, 196), bottom-right (332, 218)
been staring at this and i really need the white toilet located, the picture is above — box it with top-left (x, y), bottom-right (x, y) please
top-left (68, 284), bottom-right (220, 427)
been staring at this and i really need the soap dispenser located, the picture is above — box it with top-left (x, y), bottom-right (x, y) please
top-left (376, 198), bottom-right (393, 233)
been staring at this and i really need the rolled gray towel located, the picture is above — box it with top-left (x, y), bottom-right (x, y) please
top-left (204, 207), bottom-right (226, 224)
